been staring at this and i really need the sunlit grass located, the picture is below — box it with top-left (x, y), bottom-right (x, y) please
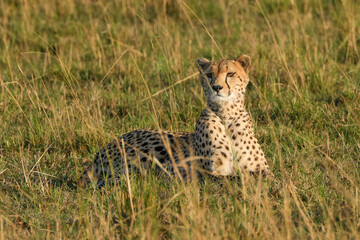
top-left (0, 0), bottom-right (359, 239)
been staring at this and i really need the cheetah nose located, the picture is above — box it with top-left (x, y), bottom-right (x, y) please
top-left (212, 85), bottom-right (223, 92)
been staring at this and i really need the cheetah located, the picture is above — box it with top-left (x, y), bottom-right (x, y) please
top-left (83, 54), bottom-right (270, 186)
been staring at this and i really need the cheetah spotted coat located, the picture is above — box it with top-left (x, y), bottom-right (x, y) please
top-left (83, 55), bottom-right (270, 186)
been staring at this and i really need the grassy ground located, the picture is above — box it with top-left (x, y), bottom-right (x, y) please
top-left (1, 0), bottom-right (359, 239)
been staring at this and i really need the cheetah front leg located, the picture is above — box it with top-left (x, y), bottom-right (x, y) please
top-left (194, 110), bottom-right (236, 176)
top-left (227, 114), bottom-right (271, 177)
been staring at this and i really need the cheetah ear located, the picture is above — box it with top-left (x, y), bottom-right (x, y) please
top-left (196, 57), bottom-right (211, 72)
top-left (235, 54), bottom-right (251, 73)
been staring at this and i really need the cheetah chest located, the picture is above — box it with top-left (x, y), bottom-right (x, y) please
top-left (194, 115), bottom-right (235, 176)
top-left (195, 112), bottom-right (267, 176)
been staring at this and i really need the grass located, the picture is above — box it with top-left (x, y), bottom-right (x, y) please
top-left (0, 0), bottom-right (359, 238)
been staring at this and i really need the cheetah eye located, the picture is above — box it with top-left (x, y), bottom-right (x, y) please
top-left (206, 73), bottom-right (213, 81)
top-left (227, 72), bottom-right (235, 77)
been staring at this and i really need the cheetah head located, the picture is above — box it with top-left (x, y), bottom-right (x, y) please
top-left (196, 55), bottom-right (251, 109)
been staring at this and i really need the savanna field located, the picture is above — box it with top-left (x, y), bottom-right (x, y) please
top-left (0, 0), bottom-right (359, 239)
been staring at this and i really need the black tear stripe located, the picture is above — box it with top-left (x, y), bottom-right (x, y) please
top-left (225, 76), bottom-right (231, 95)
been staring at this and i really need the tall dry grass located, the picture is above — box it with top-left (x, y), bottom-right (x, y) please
top-left (0, 0), bottom-right (359, 239)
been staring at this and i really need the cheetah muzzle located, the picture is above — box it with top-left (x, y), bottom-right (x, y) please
top-left (82, 54), bottom-right (271, 187)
